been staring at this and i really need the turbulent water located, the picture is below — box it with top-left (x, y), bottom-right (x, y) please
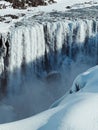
top-left (0, 10), bottom-right (98, 123)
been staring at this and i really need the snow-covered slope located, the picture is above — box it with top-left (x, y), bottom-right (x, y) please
top-left (70, 66), bottom-right (98, 93)
top-left (0, 66), bottom-right (98, 129)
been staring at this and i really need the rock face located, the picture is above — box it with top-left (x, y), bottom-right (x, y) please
top-left (5, 0), bottom-right (56, 8)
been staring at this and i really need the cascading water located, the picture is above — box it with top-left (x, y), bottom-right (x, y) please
top-left (1, 19), bottom-right (97, 93)
top-left (0, 13), bottom-right (98, 122)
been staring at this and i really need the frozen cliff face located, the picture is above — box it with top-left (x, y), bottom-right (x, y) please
top-left (0, 18), bottom-right (98, 94)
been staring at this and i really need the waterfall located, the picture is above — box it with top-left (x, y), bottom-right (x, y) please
top-left (0, 19), bottom-right (98, 94)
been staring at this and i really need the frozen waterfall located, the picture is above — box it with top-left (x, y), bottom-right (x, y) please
top-left (0, 19), bottom-right (98, 95)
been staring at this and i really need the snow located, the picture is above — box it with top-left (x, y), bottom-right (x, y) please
top-left (0, 0), bottom-right (98, 34)
top-left (71, 66), bottom-right (98, 93)
top-left (0, 0), bottom-right (11, 6)
top-left (36, 0), bottom-right (96, 12)
top-left (0, 23), bottom-right (11, 33)
top-left (0, 66), bottom-right (98, 129)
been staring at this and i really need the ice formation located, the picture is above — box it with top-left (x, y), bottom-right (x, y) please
top-left (0, 18), bottom-right (97, 94)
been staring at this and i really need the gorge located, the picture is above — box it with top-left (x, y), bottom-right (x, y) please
top-left (0, 6), bottom-right (98, 123)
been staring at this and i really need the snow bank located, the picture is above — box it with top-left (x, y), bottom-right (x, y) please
top-left (71, 66), bottom-right (98, 93)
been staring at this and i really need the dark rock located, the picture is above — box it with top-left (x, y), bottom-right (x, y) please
top-left (66, 6), bottom-right (72, 9)
top-left (5, 0), bottom-right (55, 9)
